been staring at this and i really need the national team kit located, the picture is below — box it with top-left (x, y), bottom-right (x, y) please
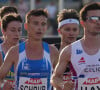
top-left (70, 40), bottom-right (100, 90)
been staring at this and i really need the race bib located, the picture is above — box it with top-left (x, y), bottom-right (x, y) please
top-left (19, 77), bottom-right (47, 90)
top-left (78, 77), bottom-right (100, 90)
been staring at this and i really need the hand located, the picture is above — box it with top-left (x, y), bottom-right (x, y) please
top-left (63, 81), bottom-right (74, 90)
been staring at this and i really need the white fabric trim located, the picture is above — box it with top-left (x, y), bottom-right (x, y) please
top-left (58, 19), bottom-right (79, 29)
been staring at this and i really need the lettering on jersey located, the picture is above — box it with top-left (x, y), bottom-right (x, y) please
top-left (20, 85), bottom-right (45, 90)
top-left (78, 57), bottom-right (86, 65)
top-left (84, 64), bottom-right (100, 73)
top-left (81, 86), bottom-right (100, 90)
top-left (76, 49), bottom-right (83, 54)
top-left (83, 77), bottom-right (100, 85)
top-left (25, 78), bottom-right (42, 85)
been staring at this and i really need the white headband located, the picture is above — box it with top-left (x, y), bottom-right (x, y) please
top-left (58, 19), bottom-right (79, 29)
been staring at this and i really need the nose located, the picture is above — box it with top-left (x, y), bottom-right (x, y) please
top-left (15, 30), bottom-right (21, 36)
top-left (69, 30), bottom-right (75, 36)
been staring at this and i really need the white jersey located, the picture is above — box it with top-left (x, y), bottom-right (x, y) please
top-left (71, 40), bottom-right (100, 90)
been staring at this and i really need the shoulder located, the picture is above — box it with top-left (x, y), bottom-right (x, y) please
top-left (49, 44), bottom-right (59, 69)
top-left (59, 45), bottom-right (71, 62)
top-left (49, 44), bottom-right (59, 55)
top-left (5, 44), bottom-right (19, 60)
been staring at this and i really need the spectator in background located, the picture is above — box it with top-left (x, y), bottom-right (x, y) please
top-left (45, 1), bottom-right (58, 35)
top-left (9, 0), bottom-right (17, 7)
top-left (17, 0), bottom-right (29, 21)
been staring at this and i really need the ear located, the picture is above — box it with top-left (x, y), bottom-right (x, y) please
top-left (58, 29), bottom-right (61, 34)
top-left (80, 20), bottom-right (85, 27)
top-left (24, 23), bottom-right (28, 30)
top-left (1, 29), bottom-right (5, 35)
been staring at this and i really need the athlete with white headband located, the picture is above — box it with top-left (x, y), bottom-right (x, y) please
top-left (58, 18), bottom-right (79, 29)
top-left (52, 9), bottom-right (80, 90)
top-left (51, 2), bottom-right (100, 90)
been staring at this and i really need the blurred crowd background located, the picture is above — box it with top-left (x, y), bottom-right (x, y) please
top-left (0, 0), bottom-right (99, 39)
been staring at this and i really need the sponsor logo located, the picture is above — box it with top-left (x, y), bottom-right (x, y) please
top-left (19, 78), bottom-right (47, 90)
top-left (83, 77), bottom-right (100, 85)
top-left (76, 49), bottom-right (83, 54)
top-left (78, 57), bottom-right (85, 65)
top-left (22, 63), bottom-right (30, 70)
top-left (25, 78), bottom-right (42, 85)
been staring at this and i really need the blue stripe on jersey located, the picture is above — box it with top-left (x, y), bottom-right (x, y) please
top-left (19, 42), bottom-right (25, 53)
top-left (43, 42), bottom-right (49, 53)
top-left (15, 42), bottom-right (52, 90)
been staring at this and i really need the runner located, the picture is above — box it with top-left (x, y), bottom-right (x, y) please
top-left (51, 2), bottom-right (100, 90)
top-left (0, 9), bottom-right (58, 90)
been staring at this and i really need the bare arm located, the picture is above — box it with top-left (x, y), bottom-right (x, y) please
top-left (49, 45), bottom-right (59, 69)
top-left (0, 52), bottom-right (3, 67)
top-left (50, 45), bottom-right (73, 90)
top-left (0, 46), bottom-right (18, 81)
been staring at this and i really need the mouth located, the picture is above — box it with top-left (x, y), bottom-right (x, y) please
top-left (36, 32), bottom-right (42, 35)
top-left (13, 38), bottom-right (19, 41)
top-left (68, 37), bottom-right (75, 40)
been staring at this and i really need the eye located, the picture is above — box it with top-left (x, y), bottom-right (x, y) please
top-left (41, 22), bottom-right (47, 26)
top-left (73, 28), bottom-right (77, 32)
top-left (64, 27), bottom-right (70, 32)
top-left (18, 29), bottom-right (21, 32)
top-left (11, 29), bottom-right (16, 32)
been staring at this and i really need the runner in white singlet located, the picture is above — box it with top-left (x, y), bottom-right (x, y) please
top-left (51, 2), bottom-right (100, 90)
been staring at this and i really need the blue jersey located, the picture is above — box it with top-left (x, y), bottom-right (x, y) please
top-left (15, 42), bottom-right (53, 90)
top-left (0, 44), bottom-right (14, 80)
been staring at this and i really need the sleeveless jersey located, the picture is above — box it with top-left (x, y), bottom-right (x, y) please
top-left (15, 42), bottom-right (53, 90)
top-left (71, 40), bottom-right (100, 90)
top-left (0, 44), bottom-right (15, 86)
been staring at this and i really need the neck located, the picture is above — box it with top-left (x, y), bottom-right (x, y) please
top-left (26, 39), bottom-right (42, 48)
top-left (59, 41), bottom-right (70, 52)
top-left (82, 35), bottom-right (100, 49)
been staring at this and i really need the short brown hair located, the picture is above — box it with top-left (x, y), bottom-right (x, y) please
top-left (1, 13), bottom-right (22, 31)
top-left (80, 2), bottom-right (100, 21)
top-left (57, 9), bottom-right (79, 23)
top-left (25, 8), bottom-right (48, 23)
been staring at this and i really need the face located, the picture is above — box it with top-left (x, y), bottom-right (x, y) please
top-left (27, 15), bottom-right (47, 40)
top-left (3, 21), bottom-right (22, 45)
top-left (84, 10), bottom-right (100, 35)
top-left (60, 23), bottom-right (79, 44)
